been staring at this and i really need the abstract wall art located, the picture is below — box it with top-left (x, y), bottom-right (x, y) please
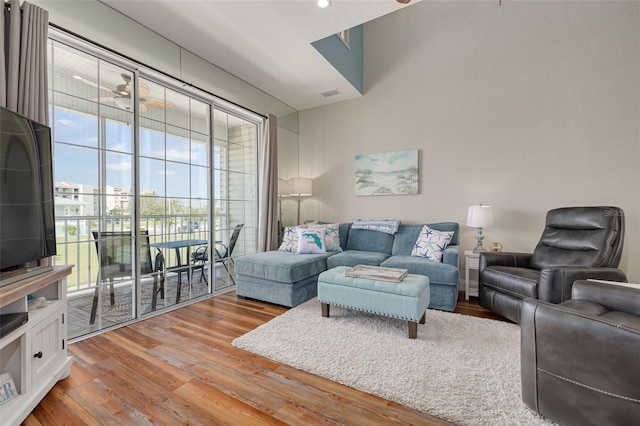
top-left (355, 149), bottom-right (418, 196)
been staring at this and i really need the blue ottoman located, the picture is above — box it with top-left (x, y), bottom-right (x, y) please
top-left (317, 266), bottom-right (430, 339)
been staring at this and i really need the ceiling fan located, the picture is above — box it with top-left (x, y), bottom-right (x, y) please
top-left (396, 0), bottom-right (411, 3)
top-left (73, 73), bottom-right (176, 113)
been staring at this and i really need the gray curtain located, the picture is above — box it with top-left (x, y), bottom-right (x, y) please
top-left (1, 0), bottom-right (49, 124)
top-left (258, 113), bottom-right (279, 252)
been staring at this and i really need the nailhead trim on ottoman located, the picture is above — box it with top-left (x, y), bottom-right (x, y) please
top-left (317, 266), bottom-right (430, 339)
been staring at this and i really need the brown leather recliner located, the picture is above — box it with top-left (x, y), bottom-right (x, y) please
top-left (520, 280), bottom-right (640, 425)
top-left (479, 206), bottom-right (626, 323)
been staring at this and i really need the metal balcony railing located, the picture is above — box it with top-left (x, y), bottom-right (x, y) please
top-left (54, 214), bottom-right (216, 295)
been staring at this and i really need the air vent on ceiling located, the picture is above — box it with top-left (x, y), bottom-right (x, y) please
top-left (321, 89), bottom-right (341, 97)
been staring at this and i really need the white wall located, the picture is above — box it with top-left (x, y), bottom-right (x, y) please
top-left (299, 1), bottom-right (640, 281)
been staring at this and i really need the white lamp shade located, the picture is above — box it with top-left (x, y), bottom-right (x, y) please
top-left (278, 179), bottom-right (290, 196)
top-left (290, 177), bottom-right (312, 196)
top-left (466, 205), bottom-right (494, 228)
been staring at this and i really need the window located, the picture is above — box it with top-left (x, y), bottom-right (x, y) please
top-left (48, 30), bottom-right (260, 339)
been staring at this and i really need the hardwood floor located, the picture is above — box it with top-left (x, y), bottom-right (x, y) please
top-left (25, 292), bottom-right (506, 425)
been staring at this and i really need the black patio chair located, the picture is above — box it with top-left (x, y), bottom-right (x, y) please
top-left (90, 230), bottom-right (163, 324)
top-left (191, 224), bottom-right (244, 285)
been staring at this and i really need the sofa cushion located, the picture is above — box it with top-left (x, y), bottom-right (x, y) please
top-left (278, 226), bottom-right (301, 252)
top-left (392, 222), bottom-right (460, 256)
top-left (380, 255), bottom-right (459, 286)
top-left (346, 229), bottom-right (394, 254)
top-left (235, 251), bottom-right (331, 283)
top-left (235, 273), bottom-right (319, 307)
top-left (326, 250), bottom-right (390, 269)
top-left (410, 225), bottom-right (454, 261)
top-left (339, 223), bottom-right (351, 250)
top-left (297, 228), bottom-right (326, 254)
top-left (306, 223), bottom-right (342, 252)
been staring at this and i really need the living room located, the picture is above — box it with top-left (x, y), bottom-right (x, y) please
top-left (0, 0), bottom-right (638, 425)
top-left (32, 0), bottom-right (640, 280)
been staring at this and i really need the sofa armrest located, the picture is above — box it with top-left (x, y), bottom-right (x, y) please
top-left (520, 297), bottom-right (640, 423)
top-left (442, 244), bottom-right (459, 267)
top-left (570, 280), bottom-right (640, 317)
top-left (479, 251), bottom-right (532, 271)
top-left (537, 267), bottom-right (628, 303)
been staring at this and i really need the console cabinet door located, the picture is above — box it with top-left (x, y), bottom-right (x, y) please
top-left (30, 307), bottom-right (64, 387)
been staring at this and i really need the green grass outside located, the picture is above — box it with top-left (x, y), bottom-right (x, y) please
top-left (56, 230), bottom-right (213, 293)
top-left (55, 235), bottom-right (98, 292)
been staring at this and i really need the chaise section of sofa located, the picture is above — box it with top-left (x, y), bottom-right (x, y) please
top-left (235, 250), bottom-right (332, 307)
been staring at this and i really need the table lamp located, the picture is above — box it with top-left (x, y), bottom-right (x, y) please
top-left (289, 177), bottom-right (312, 225)
top-left (466, 204), bottom-right (494, 253)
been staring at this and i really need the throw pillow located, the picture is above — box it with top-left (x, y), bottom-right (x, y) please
top-left (296, 228), bottom-right (327, 254)
top-left (278, 226), bottom-right (302, 252)
top-left (306, 223), bottom-right (342, 252)
top-left (411, 225), bottom-right (454, 262)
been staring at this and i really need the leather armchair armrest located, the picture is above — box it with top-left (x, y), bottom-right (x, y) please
top-left (479, 251), bottom-right (532, 271)
top-left (520, 297), bottom-right (640, 423)
top-left (571, 280), bottom-right (640, 317)
top-left (537, 267), bottom-right (628, 303)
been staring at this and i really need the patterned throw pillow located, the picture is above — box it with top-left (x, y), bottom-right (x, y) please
top-left (411, 225), bottom-right (454, 262)
top-left (297, 228), bottom-right (327, 254)
top-left (307, 223), bottom-right (342, 252)
top-left (278, 226), bottom-right (302, 252)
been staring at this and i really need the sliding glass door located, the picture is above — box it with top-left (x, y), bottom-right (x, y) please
top-left (50, 41), bottom-right (140, 335)
top-left (138, 79), bottom-right (212, 314)
top-left (48, 32), bottom-right (260, 340)
top-left (213, 109), bottom-right (258, 290)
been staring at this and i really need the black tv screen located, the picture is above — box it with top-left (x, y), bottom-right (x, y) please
top-left (0, 106), bottom-right (56, 272)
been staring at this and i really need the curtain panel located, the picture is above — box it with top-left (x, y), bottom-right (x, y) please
top-left (1, 0), bottom-right (49, 124)
top-left (258, 113), bottom-right (279, 252)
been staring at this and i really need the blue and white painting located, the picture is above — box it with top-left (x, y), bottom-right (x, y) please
top-left (355, 149), bottom-right (418, 196)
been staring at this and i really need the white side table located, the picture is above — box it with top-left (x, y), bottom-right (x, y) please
top-left (465, 250), bottom-right (480, 300)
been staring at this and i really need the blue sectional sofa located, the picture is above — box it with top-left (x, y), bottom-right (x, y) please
top-left (235, 222), bottom-right (460, 311)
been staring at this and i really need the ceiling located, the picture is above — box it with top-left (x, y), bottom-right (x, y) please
top-left (99, 0), bottom-right (417, 112)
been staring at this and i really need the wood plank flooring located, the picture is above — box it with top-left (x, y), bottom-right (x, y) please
top-left (24, 292), bottom-right (507, 425)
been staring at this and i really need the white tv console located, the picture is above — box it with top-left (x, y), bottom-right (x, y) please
top-left (0, 266), bottom-right (73, 425)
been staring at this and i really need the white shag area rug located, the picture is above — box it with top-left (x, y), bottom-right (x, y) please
top-left (232, 299), bottom-right (555, 426)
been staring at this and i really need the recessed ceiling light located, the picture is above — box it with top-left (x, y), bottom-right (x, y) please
top-left (317, 0), bottom-right (331, 8)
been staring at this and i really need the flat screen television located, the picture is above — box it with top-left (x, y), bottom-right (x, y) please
top-left (0, 106), bottom-right (56, 276)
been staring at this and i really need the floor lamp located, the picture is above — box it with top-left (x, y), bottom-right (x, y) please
top-left (277, 179), bottom-right (290, 245)
top-left (289, 177), bottom-right (312, 225)
top-left (278, 179), bottom-right (290, 226)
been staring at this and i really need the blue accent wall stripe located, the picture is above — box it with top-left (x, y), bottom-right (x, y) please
top-left (311, 25), bottom-right (364, 94)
